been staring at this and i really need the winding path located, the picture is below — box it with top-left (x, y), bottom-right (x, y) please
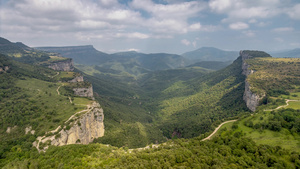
top-left (264, 99), bottom-right (300, 111)
top-left (56, 84), bottom-right (64, 95)
top-left (201, 120), bottom-right (237, 141)
top-left (127, 119), bottom-right (238, 153)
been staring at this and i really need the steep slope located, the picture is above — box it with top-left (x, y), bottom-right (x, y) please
top-left (182, 47), bottom-right (239, 62)
top-left (155, 55), bottom-right (249, 138)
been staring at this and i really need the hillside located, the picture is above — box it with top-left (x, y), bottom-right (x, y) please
top-left (270, 48), bottom-right (300, 58)
top-left (181, 47), bottom-right (239, 62)
top-left (0, 53), bottom-right (105, 167)
top-left (187, 60), bottom-right (232, 70)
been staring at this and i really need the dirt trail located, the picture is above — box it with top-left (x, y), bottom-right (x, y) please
top-left (127, 119), bottom-right (237, 153)
top-left (69, 97), bottom-right (73, 104)
top-left (264, 99), bottom-right (300, 111)
top-left (51, 72), bottom-right (60, 78)
top-left (201, 120), bottom-right (237, 141)
top-left (56, 84), bottom-right (64, 95)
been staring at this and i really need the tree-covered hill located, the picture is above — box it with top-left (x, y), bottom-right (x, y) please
top-left (181, 47), bottom-right (239, 62)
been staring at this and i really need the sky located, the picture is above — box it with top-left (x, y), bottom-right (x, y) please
top-left (0, 0), bottom-right (300, 54)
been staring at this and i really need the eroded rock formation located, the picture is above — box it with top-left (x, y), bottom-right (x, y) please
top-left (69, 76), bottom-right (84, 83)
top-left (73, 85), bottom-right (94, 99)
top-left (33, 102), bottom-right (104, 151)
top-left (48, 59), bottom-right (74, 71)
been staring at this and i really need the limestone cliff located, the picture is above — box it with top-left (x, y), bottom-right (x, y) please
top-left (240, 50), bottom-right (265, 112)
top-left (69, 75), bottom-right (84, 83)
top-left (73, 85), bottom-right (94, 99)
top-left (48, 59), bottom-right (74, 71)
top-left (34, 102), bottom-right (104, 151)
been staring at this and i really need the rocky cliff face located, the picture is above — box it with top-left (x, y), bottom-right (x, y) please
top-left (73, 85), bottom-right (94, 98)
top-left (69, 76), bottom-right (84, 83)
top-left (48, 59), bottom-right (74, 71)
top-left (240, 50), bottom-right (265, 112)
top-left (34, 102), bottom-right (104, 151)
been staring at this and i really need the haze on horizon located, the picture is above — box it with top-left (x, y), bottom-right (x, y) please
top-left (0, 0), bottom-right (300, 54)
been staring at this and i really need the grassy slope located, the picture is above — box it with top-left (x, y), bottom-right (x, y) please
top-left (246, 57), bottom-right (300, 96)
top-left (0, 54), bottom-right (92, 167)
top-left (216, 112), bottom-right (300, 153)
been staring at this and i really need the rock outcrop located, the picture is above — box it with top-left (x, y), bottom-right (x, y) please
top-left (73, 85), bottom-right (94, 98)
top-left (0, 66), bottom-right (9, 73)
top-left (34, 102), bottom-right (104, 151)
top-left (240, 50), bottom-right (265, 112)
top-left (48, 59), bottom-right (74, 71)
top-left (69, 76), bottom-right (84, 83)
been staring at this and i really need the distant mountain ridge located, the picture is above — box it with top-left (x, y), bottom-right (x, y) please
top-left (182, 47), bottom-right (239, 62)
top-left (36, 46), bottom-right (190, 76)
top-left (36, 45), bottom-right (111, 65)
top-left (270, 48), bottom-right (300, 58)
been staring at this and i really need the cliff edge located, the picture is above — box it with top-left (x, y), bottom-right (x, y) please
top-left (241, 50), bottom-right (266, 112)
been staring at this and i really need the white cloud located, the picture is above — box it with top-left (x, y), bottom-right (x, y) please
top-left (272, 27), bottom-right (294, 32)
top-left (131, 0), bottom-right (205, 19)
top-left (209, 0), bottom-right (234, 13)
top-left (181, 39), bottom-right (191, 46)
top-left (115, 32), bottom-right (150, 39)
top-left (286, 4), bottom-right (300, 20)
top-left (209, 0), bottom-right (282, 22)
top-left (229, 22), bottom-right (249, 30)
top-left (189, 23), bottom-right (201, 31)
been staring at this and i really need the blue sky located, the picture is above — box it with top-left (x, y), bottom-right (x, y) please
top-left (0, 0), bottom-right (299, 54)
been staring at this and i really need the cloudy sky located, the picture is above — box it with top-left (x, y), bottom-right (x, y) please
top-left (0, 0), bottom-right (299, 54)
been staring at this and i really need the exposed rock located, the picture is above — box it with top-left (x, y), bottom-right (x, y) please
top-left (69, 76), bottom-right (84, 83)
top-left (240, 50), bottom-right (265, 112)
top-left (6, 126), bottom-right (17, 133)
top-left (25, 126), bottom-right (32, 134)
top-left (6, 127), bottom-right (11, 133)
top-left (48, 59), bottom-right (74, 71)
top-left (243, 81), bottom-right (265, 112)
top-left (34, 102), bottom-right (104, 151)
top-left (25, 126), bottom-right (36, 135)
top-left (73, 85), bottom-right (94, 98)
top-left (0, 66), bottom-right (9, 73)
